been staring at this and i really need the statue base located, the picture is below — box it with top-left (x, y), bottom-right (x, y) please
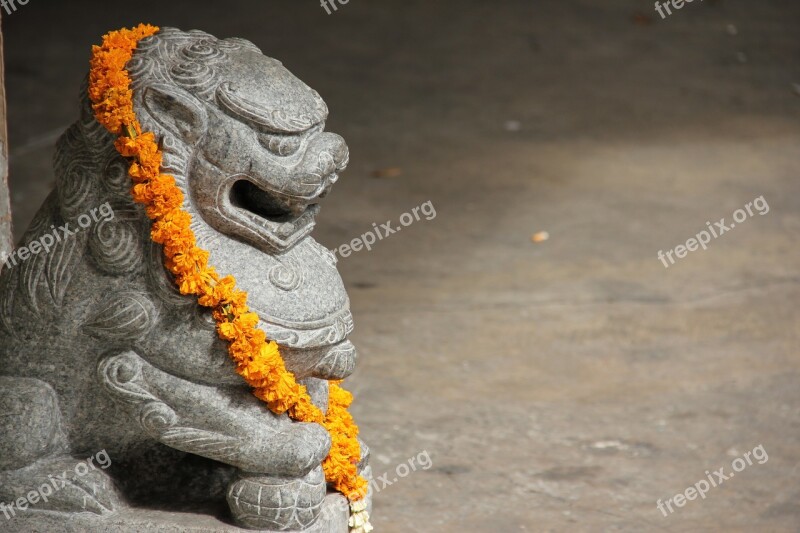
top-left (0, 492), bottom-right (349, 533)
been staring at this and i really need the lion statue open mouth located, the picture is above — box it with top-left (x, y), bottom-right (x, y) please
top-left (0, 27), bottom-right (370, 531)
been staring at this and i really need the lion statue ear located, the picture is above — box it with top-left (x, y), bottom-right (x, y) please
top-left (143, 84), bottom-right (208, 146)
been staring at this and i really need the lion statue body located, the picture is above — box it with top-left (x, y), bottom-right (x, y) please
top-left (0, 27), bottom-right (369, 532)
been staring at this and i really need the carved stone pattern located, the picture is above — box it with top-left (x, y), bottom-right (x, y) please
top-left (263, 309), bottom-right (355, 349)
top-left (82, 291), bottom-right (158, 341)
top-left (15, 196), bottom-right (89, 316)
top-left (268, 262), bottom-right (303, 292)
top-left (228, 467), bottom-right (327, 531)
top-left (97, 352), bottom-right (159, 405)
top-left (89, 219), bottom-right (143, 275)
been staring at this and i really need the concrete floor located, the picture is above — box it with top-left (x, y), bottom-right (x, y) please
top-left (4, 1), bottom-right (800, 531)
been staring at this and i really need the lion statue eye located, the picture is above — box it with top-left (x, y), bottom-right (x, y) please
top-left (257, 132), bottom-right (302, 157)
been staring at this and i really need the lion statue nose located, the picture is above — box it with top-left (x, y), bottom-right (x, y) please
top-left (311, 131), bottom-right (349, 172)
top-left (294, 131), bottom-right (349, 198)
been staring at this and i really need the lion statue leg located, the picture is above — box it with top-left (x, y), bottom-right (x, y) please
top-left (0, 377), bottom-right (121, 517)
top-left (98, 350), bottom-right (333, 530)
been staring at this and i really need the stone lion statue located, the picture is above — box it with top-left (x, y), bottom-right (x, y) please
top-left (0, 27), bottom-right (370, 531)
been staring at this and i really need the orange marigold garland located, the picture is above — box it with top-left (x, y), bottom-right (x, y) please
top-left (89, 24), bottom-right (370, 530)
